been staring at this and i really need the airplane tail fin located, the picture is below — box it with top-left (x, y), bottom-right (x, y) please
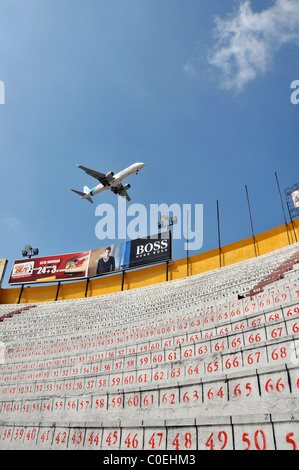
top-left (71, 189), bottom-right (94, 204)
top-left (83, 186), bottom-right (90, 194)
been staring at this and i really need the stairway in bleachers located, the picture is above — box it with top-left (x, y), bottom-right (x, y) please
top-left (0, 243), bottom-right (299, 450)
top-left (0, 305), bottom-right (37, 323)
top-left (247, 250), bottom-right (299, 297)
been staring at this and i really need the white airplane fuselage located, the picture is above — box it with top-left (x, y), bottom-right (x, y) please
top-left (87, 162), bottom-right (145, 197)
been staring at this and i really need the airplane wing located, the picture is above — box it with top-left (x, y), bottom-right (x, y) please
top-left (119, 189), bottom-right (131, 202)
top-left (77, 164), bottom-right (108, 184)
top-left (111, 184), bottom-right (131, 201)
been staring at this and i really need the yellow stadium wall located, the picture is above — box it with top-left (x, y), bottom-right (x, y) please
top-left (0, 219), bottom-right (298, 305)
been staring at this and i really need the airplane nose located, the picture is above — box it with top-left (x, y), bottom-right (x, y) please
top-left (139, 163), bottom-right (145, 169)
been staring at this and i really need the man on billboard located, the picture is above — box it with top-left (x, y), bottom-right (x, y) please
top-left (96, 246), bottom-right (115, 274)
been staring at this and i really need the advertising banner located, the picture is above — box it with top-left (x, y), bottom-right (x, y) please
top-left (8, 252), bottom-right (90, 285)
top-left (0, 259), bottom-right (7, 287)
top-left (88, 232), bottom-right (172, 276)
top-left (88, 241), bottom-right (130, 277)
top-left (8, 232), bottom-right (172, 285)
top-left (129, 232), bottom-right (172, 268)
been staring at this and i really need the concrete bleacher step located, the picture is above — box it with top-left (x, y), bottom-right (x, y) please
top-left (0, 411), bottom-right (298, 450)
top-left (1, 362), bottom-right (299, 424)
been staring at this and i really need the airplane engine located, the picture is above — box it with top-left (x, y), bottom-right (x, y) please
top-left (123, 184), bottom-right (131, 191)
top-left (105, 171), bottom-right (114, 183)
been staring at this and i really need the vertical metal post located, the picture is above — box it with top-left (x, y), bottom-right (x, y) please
top-left (169, 227), bottom-right (173, 261)
top-left (275, 172), bottom-right (290, 245)
top-left (245, 185), bottom-right (258, 257)
top-left (85, 278), bottom-right (89, 298)
top-left (55, 281), bottom-right (61, 301)
top-left (217, 200), bottom-right (222, 268)
top-left (121, 270), bottom-right (125, 291)
top-left (17, 284), bottom-right (24, 304)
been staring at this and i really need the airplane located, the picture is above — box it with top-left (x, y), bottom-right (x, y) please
top-left (71, 162), bottom-right (145, 203)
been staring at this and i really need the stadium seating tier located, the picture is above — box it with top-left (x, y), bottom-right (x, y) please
top-left (0, 242), bottom-right (299, 450)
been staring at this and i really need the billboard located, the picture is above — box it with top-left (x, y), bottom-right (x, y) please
top-left (129, 232), bottom-right (172, 268)
top-left (8, 251), bottom-right (90, 285)
top-left (8, 232), bottom-right (172, 285)
top-left (87, 242), bottom-right (130, 277)
top-left (0, 259), bottom-right (7, 287)
top-left (285, 182), bottom-right (299, 219)
top-left (87, 233), bottom-right (172, 277)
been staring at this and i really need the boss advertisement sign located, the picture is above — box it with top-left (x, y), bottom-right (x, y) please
top-left (129, 232), bottom-right (172, 268)
top-left (8, 233), bottom-right (171, 285)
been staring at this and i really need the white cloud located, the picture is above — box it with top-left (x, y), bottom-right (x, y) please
top-left (208, 0), bottom-right (299, 91)
top-left (4, 216), bottom-right (21, 228)
top-left (183, 60), bottom-right (198, 79)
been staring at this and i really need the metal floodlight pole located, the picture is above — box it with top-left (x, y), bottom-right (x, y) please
top-left (275, 172), bottom-right (291, 245)
top-left (159, 214), bottom-right (178, 231)
top-left (245, 185), bottom-right (258, 257)
top-left (216, 200), bottom-right (222, 268)
top-left (158, 213), bottom-right (177, 280)
top-left (22, 244), bottom-right (39, 259)
top-left (157, 214), bottom-right (175, 282)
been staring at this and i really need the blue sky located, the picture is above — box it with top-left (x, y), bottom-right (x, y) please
top-left (0, 0), bottom-right (298, 287)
